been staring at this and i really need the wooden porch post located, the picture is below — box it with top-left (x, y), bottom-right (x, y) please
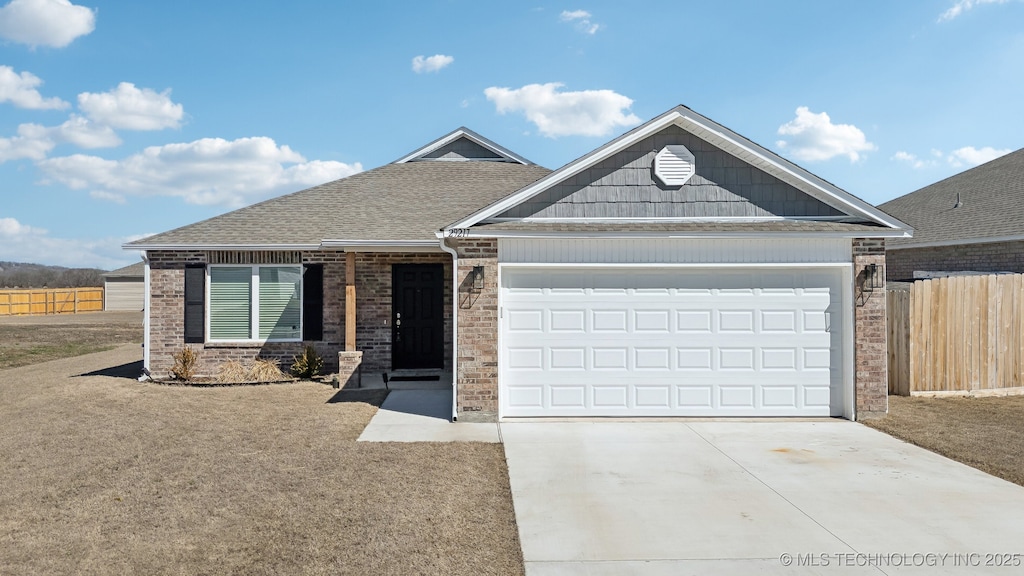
top-left (345, 252), bottom-right (356, 351)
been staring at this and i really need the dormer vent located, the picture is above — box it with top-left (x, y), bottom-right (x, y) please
top-left (654, 145), bottom-right (696, 187)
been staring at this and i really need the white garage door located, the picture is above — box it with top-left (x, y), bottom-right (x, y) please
top-left (500, 268), bottom-right (844, 417)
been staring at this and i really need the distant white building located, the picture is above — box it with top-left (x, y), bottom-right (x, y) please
top-left (102, 261), bottom-right (144, 311)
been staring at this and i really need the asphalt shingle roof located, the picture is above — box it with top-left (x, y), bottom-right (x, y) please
top-left (103, 261), bottom-right (145, 277)
top-left (128, 162), bottom-right (552, 247)
top-left (880, 148), bottom-right (1024, 246)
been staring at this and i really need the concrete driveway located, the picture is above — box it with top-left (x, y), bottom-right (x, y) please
top-left (501, 420), bottom-right (1024, 575)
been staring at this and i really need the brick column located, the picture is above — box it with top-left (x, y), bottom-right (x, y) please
top-left (455, 239), bottom-right (499, 422)
top-left (853, 238), bottom-right (887, 419)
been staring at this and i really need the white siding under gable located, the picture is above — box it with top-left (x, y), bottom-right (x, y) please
top-left (498, 238), bottom-right (852, 265)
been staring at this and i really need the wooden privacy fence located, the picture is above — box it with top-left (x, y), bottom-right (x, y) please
top-left (0, 287), bottom-right (104, 316)
top-left (887, 273), bottom-right (1024, 395)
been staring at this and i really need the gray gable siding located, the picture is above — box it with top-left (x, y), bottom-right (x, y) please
top-left (496, 125), bottom-right (845, 219)
top-left (420, 137), bottom-right (502, 160)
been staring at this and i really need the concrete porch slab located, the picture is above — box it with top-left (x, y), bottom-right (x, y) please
top-left (357, 388), bottom-right (499, 443)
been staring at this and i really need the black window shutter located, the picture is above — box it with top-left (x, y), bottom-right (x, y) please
top-left (184, 265), bottom-right (205, 343)
top-left (302, 264), bottom-right (324, 341)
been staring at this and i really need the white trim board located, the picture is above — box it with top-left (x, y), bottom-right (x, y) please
top-left (446, 105), bottom-right (912, 233)
top-left (439, 229), bottom-right (909, 240)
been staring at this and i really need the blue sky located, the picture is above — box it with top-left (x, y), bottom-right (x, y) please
top-left (1, 0), bottom-right (1021, 269)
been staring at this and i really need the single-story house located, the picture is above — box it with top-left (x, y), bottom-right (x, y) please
top-left (880, 148), bottom-right (1024, 281)
top-left (102, 261), bottom-right (145, 311)
top-left (126, 105), bottom-right (911, 421)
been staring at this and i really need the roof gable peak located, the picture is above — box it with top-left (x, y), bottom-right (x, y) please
top-left (394, 127), bottom-right (533, 165)
top-left (446, 105), bottom-right (910, 232)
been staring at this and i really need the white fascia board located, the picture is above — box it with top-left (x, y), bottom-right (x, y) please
top-left (483, 216), bottom-right (854, 223)
top-left (393, 127), bottom-right (532, 165)
top-left (436, 229), bottom-right (911, 240)
top-left (446, 105), bottom-right (911, 233)
top-left (124, 243), bottom-right (321, 251)
top-left (886, 234), bottom-right (1024, 250)
top-left (319, 239), bottom-right (442, 252)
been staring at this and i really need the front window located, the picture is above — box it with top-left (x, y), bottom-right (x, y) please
top-left (208, 265), bottom-right (301, 342)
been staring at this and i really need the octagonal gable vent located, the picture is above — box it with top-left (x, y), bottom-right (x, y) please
top-left (654, 145), bottom-right (696, 187)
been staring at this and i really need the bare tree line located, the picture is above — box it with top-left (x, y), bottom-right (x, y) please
top-left (0, 262), bottom-right (106, 289)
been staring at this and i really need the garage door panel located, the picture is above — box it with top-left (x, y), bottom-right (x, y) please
top-left (634, 348), bottom-right (671, 370)
top-left (550, 309), bottom-right (586, 332)
top-left (501, 268), bottom-right (844, 417)
top-left (635, 386), bottom-right (671, 408)
top-left (593, 386), bottom-right (628, 407)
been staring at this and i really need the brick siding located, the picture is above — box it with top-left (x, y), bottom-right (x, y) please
top-left (886, 240), bottom-right (1024, 281)
top-left (146, 250), bottom-right (450, 378)
top-left (853, 238), bottom-right (888, 418)
top-left (453, 238), bottom-right (499, 420)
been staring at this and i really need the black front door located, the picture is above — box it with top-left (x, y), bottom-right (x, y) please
top-left (392, 264), bottom-right (444, 369)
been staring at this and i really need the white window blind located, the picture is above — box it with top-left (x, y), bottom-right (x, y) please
top-left (209, 267), bottom-right (252, 340)
top-left (258, 267), bottom-right (301, 340)
top-left (208, 265), bottom-right (302, 342)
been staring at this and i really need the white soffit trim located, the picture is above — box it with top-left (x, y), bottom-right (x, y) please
top-left (887, 234), bottom-right (1024, 250)
top-left (446, 105), bottom-right (912, 232)
top-left (393, 127), bottom-right (532, 165)
top-left (436, 229), bottom-right (909, 240)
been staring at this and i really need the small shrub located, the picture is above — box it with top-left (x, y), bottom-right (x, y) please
top-left (291, 345), bottom-right (324, 378)
top-left (251, 358), bottom-right (286, 382)
top-left (216, 360), bottom-right (249, 383)
top-left (170, 346), bottom-right (199, 381)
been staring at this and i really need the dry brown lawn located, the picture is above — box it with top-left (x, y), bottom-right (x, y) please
top-left (864, 395), bottom-right (1024, 487)
top-left (0, 343), bottom-right (524, 575)
top-left (0, 311), bottom-right (142, 369)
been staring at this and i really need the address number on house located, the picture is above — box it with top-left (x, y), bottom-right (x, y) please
top-left (446, 228), bottom-right (471, 238)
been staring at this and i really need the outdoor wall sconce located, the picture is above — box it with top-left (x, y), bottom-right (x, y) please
top-left (862, 263), bottom-right (881, 293)
top-left (472, 265), bottom-right (485, 291)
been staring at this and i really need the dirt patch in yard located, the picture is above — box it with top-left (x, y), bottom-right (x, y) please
top-left (864, 395), bottom-right (1024, 487)
top-left (0, 346), bottom-right (523, 576)
top-left (0, 311), bottom-right (142, 369)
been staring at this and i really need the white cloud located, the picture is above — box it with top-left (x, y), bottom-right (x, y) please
top-left (938, 0), bottom-right (1009, 22)
top-left (0, 65), bottom-right (68, 109)
top-left (560, 9), bottom-right (601, 34)
top-left (38, 136), bottom-right (363, 207)
top-left (411, 54), bottom-right (454, 74)
top-left (775, 106), bottom-right (876, 162)
top-left (88, 189), bottom-right (124, 203)
top-left (947, 146), bottom-right (1011, 167)
top-left (0, 0), bottom-right (95, 48)
top-left (484, 82), bottom-right (640, 138)
top-left (892, 151), bottom-right (935, 169)
top-left (0, 116), bottom-right (121, 164)
top-left (53, 115), bottom-right (121, 148)
top-left (0, 215), bottom-right (135, 269)
top-left (78, 82), bottom-right (184, 130)
top-left (0, 123), bottom-right (54, 162)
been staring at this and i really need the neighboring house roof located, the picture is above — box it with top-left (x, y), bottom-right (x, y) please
top-left (880, 148), bottom-right (1024, 249)
top-left (103, 261), bottom-right (145, 278)
top-left (127, 161), bottom-right (551, 249)
top-left (394, 127), bottom-right (534, 165)
top-left (447, 105), bottom-right (911, 237)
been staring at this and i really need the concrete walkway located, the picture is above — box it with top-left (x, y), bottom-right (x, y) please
top-left (357, 388), bottom-right (499, 442)
top-left (502, 420), bottom-right (1024, 575)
